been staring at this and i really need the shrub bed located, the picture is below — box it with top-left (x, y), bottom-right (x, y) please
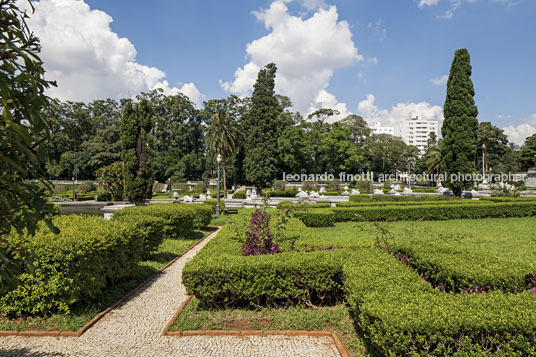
top-left (114, 203), bottom-right (211, 238)
top-left (344, 248), bottom-right (536, 356)
top-left (393, 242), bottom-right (534, 293)
top-left (183, 215), bottom-right (348, 307)
top-left (330, 202), bottom-right (536, 222)
top-left (113, 214), bottom-right (164, 258)
top-left (349, 194), bottom-right (458, 202)
top-left (294, 209), bottom-right (335, 227)
top-left (0, 215), bottom-right (145, 316)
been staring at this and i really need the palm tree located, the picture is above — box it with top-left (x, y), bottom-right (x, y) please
top-left (425, 144), bottom-right (442, 183)
top-left (205, 109), bottom-right (243, 198)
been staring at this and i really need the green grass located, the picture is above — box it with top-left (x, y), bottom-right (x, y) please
top-left (312, 217), bottom-right (536, 263)
top-left (0, 228), bottom-right (214, 332)
top-left (169, 297), bottom-right (367, 356)
top-left (210, 214), bottom-right (236, 226)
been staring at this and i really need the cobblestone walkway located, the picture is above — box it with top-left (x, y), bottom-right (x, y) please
top-left (0, 228), bottom-right (340, 357)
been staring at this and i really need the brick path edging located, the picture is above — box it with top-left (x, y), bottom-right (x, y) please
top-left (0, 226), bottom-right (221, 338)
top-left (162, 295), bottom-right (349, 357)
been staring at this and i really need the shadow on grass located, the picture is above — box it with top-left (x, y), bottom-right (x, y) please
top-left (72, 265), bottom-right (158, 314)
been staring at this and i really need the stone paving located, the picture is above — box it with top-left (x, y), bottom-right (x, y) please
top-left (0, 228), bottom-right (341, 357)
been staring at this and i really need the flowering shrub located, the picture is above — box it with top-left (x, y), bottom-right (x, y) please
top-left (241, 210), bottom-right (280, 256)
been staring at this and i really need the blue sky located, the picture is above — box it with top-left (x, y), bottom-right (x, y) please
top-left (25, 0), bottom-right (536, 144)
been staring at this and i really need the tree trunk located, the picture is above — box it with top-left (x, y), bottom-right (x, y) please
top-left (223, 160), bottom-right (228, 198)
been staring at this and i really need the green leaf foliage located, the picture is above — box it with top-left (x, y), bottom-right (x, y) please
top-left (441, 49), bottom-right (479, 196)
top-left (242, 63), bottom-right (284, 188)
top-left (120, 99), bottom-right (154, 204)
top-left (330, 202), bottom-right (536, 222)
top-left (344, 248), bottom-right (536, 356)
top-left (182, 214), bottom-right (348, 308)
top-left (294, 209), bottom-right (335, 227)
top-left (0, 215), bottom-right (146, 316)
top-left (0, 0), bottom-right (58, 292)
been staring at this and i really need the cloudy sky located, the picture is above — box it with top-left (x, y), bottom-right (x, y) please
top-left (19, 0), bottom-right (536, 144)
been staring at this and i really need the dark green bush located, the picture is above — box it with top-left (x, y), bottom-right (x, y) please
top-left (113, 213), bottom-right (165, 258)
top-left (113, 204), bottom-right (195, 239)
top-left (78, 182), bottom-right (96, 193)
top-left (0, 215), bottom-right (145, 315)
top-left (276, 201), bottom-right (294, 209)
top-left (191, 204), bottom-right (213, 229)
top-left (344, 248), bottom-right (536, 356)
top-left (294, 209), bottom-right (335, 227)
top-left (233, 191), bottom-right (246, 199)
top-left (331, 202), bottom-right (536, 222)
top-left (204, 199), bottom-right (224, 214)
top-left (273, 180), bottom-right (287, 191)
top-left (97, 191), bottom-right (112, 201)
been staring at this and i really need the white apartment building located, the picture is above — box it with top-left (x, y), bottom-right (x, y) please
top-left (370, 121), bottom-right (395, 135)
top-left (400, 112), bottom-right (438, 154)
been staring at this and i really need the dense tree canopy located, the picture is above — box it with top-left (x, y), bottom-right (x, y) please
top-left (29, 59), bottom-right (532, 192)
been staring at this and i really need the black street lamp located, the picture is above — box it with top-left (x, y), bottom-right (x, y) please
top-left (216, 154), bottom-right (222, 217)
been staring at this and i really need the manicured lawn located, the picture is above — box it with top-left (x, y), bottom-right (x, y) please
top-left (0, 228), bottom-right (214, 332)
top-left (312, 217), bottom-right (536, 262)
top-left (169, 297), bottom-right (367, 356)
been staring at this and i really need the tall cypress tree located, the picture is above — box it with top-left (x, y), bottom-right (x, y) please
top-left (243, 63), bottom-right (283, 188)
top-left (441, 48), bottom-right (479, 196)
top-left (121, 99), bottom-right (154, 204)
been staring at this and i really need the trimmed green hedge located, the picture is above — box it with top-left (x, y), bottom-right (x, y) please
top-left (336, 200), bottom-right (481, 208)
top-left (233, 191), bottom-right (246, 199)
top-left (344, 248), bottom-right (536, 356)
top-left (276, 201), bottom-right (331, 210)
top-left (294, 209), bottom-right (335, 227)
top-left (267, 189), bottom-right (298, 197)
top-left (113, 213), bottom-right (164, 258)
top-left (393, 242), bottom-right (534, 293)
top-left (330, 202), bottom-right (536, 222)
top-left (114, 203), bottom-right (211, 238)
top-left (183, 216), bottom-right (348, 307)
top-left (0, 215), bottom-right (145, 315)
top-left (276, 201), bottom-right (294, 209)
top-left (191, 204), bottom-right (213, 229)
top-left (480, 197), bottom-right (536, 203)
top-left (349, 194), bottom-right (458, 202)
top-left (204, 199), bottom-right (224, 214)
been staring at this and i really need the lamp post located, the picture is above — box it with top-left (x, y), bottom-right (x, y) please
top-left (216, 153), bottom-right (222, 217)
top-left (482, 143), bottom-right (486, 177)
top-left (72, 167), bottom-right (79, 201)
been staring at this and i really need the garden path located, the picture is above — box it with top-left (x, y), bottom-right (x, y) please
top-left (0, 227), bottom-right (340, 357)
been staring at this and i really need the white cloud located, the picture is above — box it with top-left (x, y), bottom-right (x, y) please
top-left (357, 94), bottom-right (444, 135)
top-left (419, 0), bottom-right (440, 8)
top-left (502, 124), bottom-right (536, 145)
top-left (308, 90), bottom-right (352, 122)
top-left (298, 0), bottom-right (327, 11)
top-left (431, 75), bottom-right (448, 85)
top-left (21, 0), bottom-right (203, 106)
top-left (221, 0), bottom-right (363, 116)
